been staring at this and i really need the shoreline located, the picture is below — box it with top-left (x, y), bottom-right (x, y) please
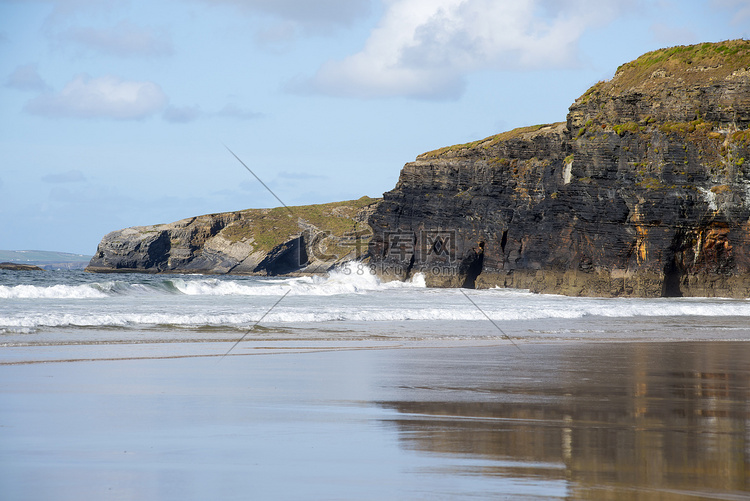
top-left (4, 320), bottom-right (750, 366)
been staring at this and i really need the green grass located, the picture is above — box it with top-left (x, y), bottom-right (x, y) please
top-left (658, 119), bottom-right (714, 135)
top-left (221, 196), bottom-right (380, 253)
top-left (420, 123), bottom-right (562, 158)
top-left (732, 130), bottom-right (750, 146)
top-left (636, 177), bottom-right (663, 190)
top-left (488, 157), bottom-right (511, 167)
top-left (579, 39), bottom-right (750, 105)
top-left (613, 122), bottom-right (642, 136)
top-left (626, 42), bottom-right (745, 71)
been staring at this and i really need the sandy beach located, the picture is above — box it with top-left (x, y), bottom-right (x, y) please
top-left (1, 338), bottom-right (748, 500)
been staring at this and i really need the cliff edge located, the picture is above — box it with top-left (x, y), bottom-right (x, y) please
top-left (368, 40), bottom-right (750, 297)
top-left (87, 197), bottom-right (379, 275)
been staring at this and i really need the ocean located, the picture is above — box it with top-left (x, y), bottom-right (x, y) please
top-left (3, 262), bottom-right (750, 351)
top-left (1, 263), bottom-right (749, 500)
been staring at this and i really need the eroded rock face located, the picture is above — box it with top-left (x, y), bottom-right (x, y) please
top-left (87, 198), bottom-right (379, 275)
top-left (368, 41), bottom-right (750, 297)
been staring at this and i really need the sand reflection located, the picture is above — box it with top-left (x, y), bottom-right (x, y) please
top-left (377, 342), bottom-right (749, 500)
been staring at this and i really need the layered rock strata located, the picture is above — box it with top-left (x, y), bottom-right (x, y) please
top-left (368, 41), bottom-right (750, 297)
top-left (87, 197), bottom-right (378, 275)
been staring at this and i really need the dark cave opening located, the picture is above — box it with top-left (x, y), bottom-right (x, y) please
top-left (461, 241), bottom-right (485, 289)
top-left (662, 257), bottom-right (683, 298)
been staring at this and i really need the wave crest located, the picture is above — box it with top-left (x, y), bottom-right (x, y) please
top-left (0, 261), bottom-right (426, 299)
top-left (0, 284), bottom-right (107, 299)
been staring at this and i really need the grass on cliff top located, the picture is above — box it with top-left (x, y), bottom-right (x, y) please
top-left (419, 123), bottom-right (563, 159)
top-left (221, 196), bottom-right (379, 252)
top-left (578, 39), bottom-right (750, 102)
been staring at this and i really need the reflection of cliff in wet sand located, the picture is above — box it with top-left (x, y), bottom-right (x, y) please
top-left (377, 342), bottom-right (750, 500)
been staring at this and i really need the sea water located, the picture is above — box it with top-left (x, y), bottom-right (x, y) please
top-left (2, 261), bottom-right (750, 353)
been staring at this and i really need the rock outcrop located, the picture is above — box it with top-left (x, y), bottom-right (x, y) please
top-left (368, 41), bottom-right (750, 297)
top-left (0, 262), bottom-right (44, 271)
top-left (87, 197), bottom-right (379, 275)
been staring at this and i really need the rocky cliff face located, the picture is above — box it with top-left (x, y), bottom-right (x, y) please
top-left (87, 197), bottom-right (379, 275)
top-left (368, 41), bottom-right (750, 297)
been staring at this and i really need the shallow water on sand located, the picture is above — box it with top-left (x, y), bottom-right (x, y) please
top-left (1, 340), bottom-right (748, 500)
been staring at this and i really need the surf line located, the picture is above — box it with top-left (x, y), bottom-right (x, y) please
top-left (220, 289), bottom-right (291, 360)
top-left (459, 288), bottom-right (522, 351)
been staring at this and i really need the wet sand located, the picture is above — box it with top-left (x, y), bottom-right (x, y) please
top-left (1, 340), bottom-right (748, 500)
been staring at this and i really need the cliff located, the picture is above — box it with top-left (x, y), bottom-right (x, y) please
top-left (367, 40), bottom-right (750, 297)
top-left (87, 197), bottom-right (379, 275)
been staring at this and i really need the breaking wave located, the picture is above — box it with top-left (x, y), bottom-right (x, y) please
top-left (2, 295), bottom-right (750, 330)
top-left (0, 283), bottom-right (109, 299)
top-left (2, 263), bottom-right (749, 332)
top-left (172, 264), bottom-right (426, 296)
top-left (0, 262), bottom-right (425, 299)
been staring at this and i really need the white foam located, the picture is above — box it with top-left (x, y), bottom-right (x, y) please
top-left (0, 284), bottom-right (107, 299)
top-left (2, 265), bottom-right (750, 332)
top-left (2, 294), bottom-right (749, 329)
top-left (303, 263), bottom-right (426, 294)
top-left (0, 262), bottom-right (423, 300)
top-left (0, 327), bottom-right (35, 335)
top-left (171, 262), bottom-right (426, 297)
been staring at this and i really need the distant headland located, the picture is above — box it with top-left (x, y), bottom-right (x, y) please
top-left (0, 250), bottom-right (91, 271)
top-left (0, 262), bottom-right (44, 271)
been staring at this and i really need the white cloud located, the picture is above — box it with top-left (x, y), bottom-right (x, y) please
top-left (306, 0), bottom-right (622, 100)
top-left (25, 74), bottom-right (167, 120)
top-left (58, 20), bottom-right (173, 57)
top-left (5, 64), bottom-right (50, 92)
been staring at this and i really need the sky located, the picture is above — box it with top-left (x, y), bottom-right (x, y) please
top-left (1, 0), bottom-right (748, 255)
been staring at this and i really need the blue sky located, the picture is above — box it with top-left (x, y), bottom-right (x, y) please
top-left (1, 0), bottom-right (748, 255)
